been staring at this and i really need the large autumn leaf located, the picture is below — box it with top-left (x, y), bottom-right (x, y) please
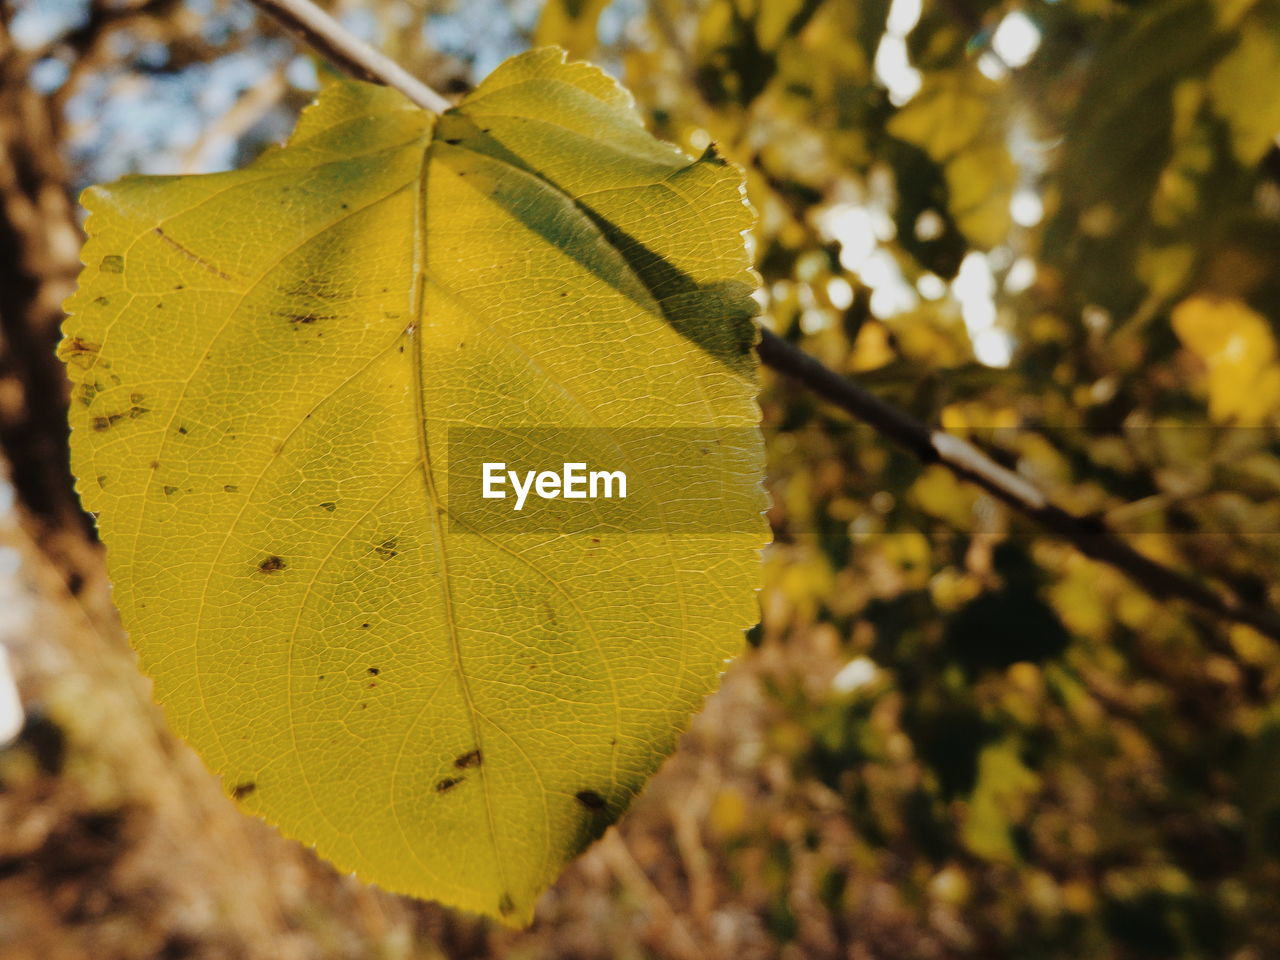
top-left (60, 48), bottom-right (767, 924)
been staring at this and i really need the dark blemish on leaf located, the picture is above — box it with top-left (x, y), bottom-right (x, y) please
top-left (575, 790), bottom-right (606, 810)
top-left (173, 284), bottom-right (185, 290)
top-left (366, 681), bottom-right (378, 689)
top-left (319, 501), bottom-right (336, 512)
top-left (128, 405), bottom-right (148, 419)
top-left (163, 485), bottom-right (178, 496)
top-left (177, 426), bottom-right (187, 435)
top-left (454, 749), bottom-right (482, 769)
top-left (232, 781), bottom-right (256, 800)
top-left (374, 538), bottom-right (398, 560)
top-left (61, 336), bottom-right (101, 366)
top-left (150, 461), bottom-right (160, 469)
top-left (130, 392), bottom-right (145, 403)
top-left (152, 227), bottom-right (233, 280)
top-left (360, 622), bottom-right (370, 629)
top-left (698, 143), bottom-right (728, 166)
top-left (591, 537), bottom-right (600, 544)
top-left (498, 893), bottom-right (515, 916)
top-left (367, 667), bottom-right (379, 676)
top-left (443, 137), bottom-right (462, 145)
top-left (435, 776), bottom-right (464, 793)
top-left (100, 255), bottom-right (124, 273)
top-left (224, 484), bottom-right (239, 493)
top-left (96, 475), bottom-right (108, 488)
top-left (77, 382), bottom-right (100, 407)
top-left (94, 296), bottom-right (110, 306)
top-left (91, 413), bottom-right (123, 431)
top-left (559, 291), bottom-right (568, 297)
top-left (398, 345), bottom-right (405, 353)
top-left (258, 555), bottom-right (287, 573)
top-left (360, 703), bottom-right (367, 709)
top-left (340, 202), bottom-right (349, 209)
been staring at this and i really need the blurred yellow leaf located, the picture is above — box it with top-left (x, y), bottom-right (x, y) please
top-left (1208, 19), bottom-right (1280, 165)
top-left (1171, 296), bottom-right (1280, 421)
top-left (533, 0), bottom-right (610, 59)
top-left (961, 740), bottom-right (1040, 863)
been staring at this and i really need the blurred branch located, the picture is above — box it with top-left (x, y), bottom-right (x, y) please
top-left (239, 0), bottom-right (1280, 641)
top-left (179, 64), bottom-right (288, 172)
top-left (245, 0), bottom-right (450, 112)
top-left (758, 330), bottom-right (1280, 639)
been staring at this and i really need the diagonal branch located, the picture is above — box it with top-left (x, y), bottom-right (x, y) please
top-left (245, 0), bottom-right (450, 112)
top-left (756, 331), bottom-right (1280, 640)
top-left (243, 0), bottom-right (1280, 641)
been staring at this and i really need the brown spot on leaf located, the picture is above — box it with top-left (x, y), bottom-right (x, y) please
top-left (454, 749), bottom-right (482, 769)
top-left (435, 776), bottom-right (464, 793)
top-left (319, 501), bottom-right (336, 512)
top-left (282, 311), bottom-right (334, 325)
top-left (153, 226), bottom-right (233, 280)
top-left (60, 336), bottom-right (102, 371)
top-left (498, 893), bottom-right (515, 916)
top-left (258, 555), bottom-right (286, 573)
top-left (232, 781), bottom-right (256, 800)
top-left (367, 667), bottom-right (379, 676)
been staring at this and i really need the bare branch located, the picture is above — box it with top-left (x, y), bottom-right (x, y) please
top-left (758, 330), bottom-right (1280, 640)
top-left (243, 0), bottom-right (1280, 641)
top-left (245, 0), bottom-right (451, 112)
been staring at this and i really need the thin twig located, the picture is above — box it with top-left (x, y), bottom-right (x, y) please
top-left (247, 0), bottom-right (450, 112)
top-left (758, 330), bottom-right (1280, 639)
top-left (244, 0), bottom-right (1280, 641)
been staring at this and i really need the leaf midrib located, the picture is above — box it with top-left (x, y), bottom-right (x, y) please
top-left (409, 128), bottom-right (515, 909)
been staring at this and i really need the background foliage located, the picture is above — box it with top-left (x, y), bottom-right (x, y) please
top-left (1, 0), bottom-right (1280, 957)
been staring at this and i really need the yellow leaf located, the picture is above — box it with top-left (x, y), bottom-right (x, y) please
top-left (961, 740), bottom-right (1040, 864)
top-left (61, 49), bottom-right (768, 925)
top-left (1171, 295), bottom-right (1280, 422)
top-left (1208, 20), bottom-right (1280, 165)
top-left (886, 75), bottom-right (1015, 250)
top-left (533, 0), bottom-right (611, 59)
